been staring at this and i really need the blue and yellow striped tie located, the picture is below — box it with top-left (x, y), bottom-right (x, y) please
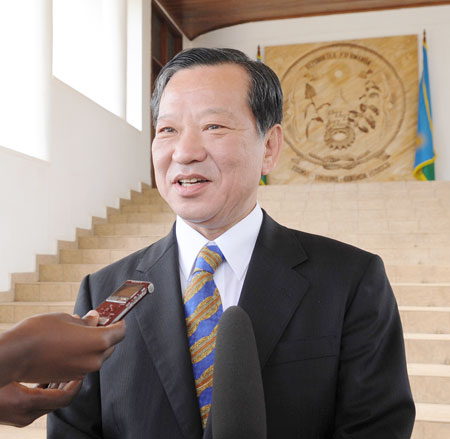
top-left (184, 243), bottom-right (224, 429)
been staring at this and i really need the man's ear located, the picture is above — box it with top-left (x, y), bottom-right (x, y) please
top-left (262, 124), bottom-right (283, 176)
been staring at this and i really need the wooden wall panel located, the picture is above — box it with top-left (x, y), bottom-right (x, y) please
top-left (157, 0), bottom-right (450, 39)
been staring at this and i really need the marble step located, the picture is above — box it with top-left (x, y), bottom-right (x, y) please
top-left (132, 190), bottom-right (447, 211)
top-left (132, 187), bottom-right (163, 197)
top-left (394, 283), bottom-right (450, 307)
top-left (413, 403), bottom-right (450, 439)
top-left (358, 233), bottom-right (450, 250)
top-left (120, 203), bottom-right (174, 214)
top-left (0, 322), bottom-right (14, 333)
top-left (272, 215), bottom-right (450, 234)
top-left (265, 210), bottom-right (449, 225)
top-left (408, 364), bottom-right (450, 405)
top-left (109, 211), bottom-right (175, 224)
top-left (0, 302), bottom-right (74, 323)
top-left (59, 248), bottom-right (134, 264)
top-left (0, 415), bottom-right (46, 439)
top-left (39, 264), bottom-right (106, 282)
top-left (264, 200), bottom-right (449, 214)
top-left (123, 193), bottom-right (168, 205)
top-left (399, 306), bottom-right (450, 333)
top-left (262, 187), bottom-right (450, 203)
top-left (386, 265), bottom-right (450, 284)
top-left (78, 235), bottom-right (162, 250)
top-left (15, 282), bottom-right (80, 302)
top-left (369, 248), bottom-right (449, 266)
top-left (93, 222), bottom-right (172, 236)
top-left (404, 333), bottom-right (450, 364)
top-left (256, 180), bottom-right (450, 198)
top-left (0, 426), bottom-right (45, 439)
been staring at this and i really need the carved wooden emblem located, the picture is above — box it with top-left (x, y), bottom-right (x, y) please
top-left (265, 35), bottom-right (418, 183)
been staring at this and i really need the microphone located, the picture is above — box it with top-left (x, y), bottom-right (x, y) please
top-left (212, 306), bottom-right (267, 439)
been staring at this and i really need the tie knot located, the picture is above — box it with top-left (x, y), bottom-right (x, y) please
top-left (194, 244), bottom-right (224, 274)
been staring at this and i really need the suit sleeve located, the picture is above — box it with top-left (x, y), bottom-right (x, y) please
top-left (333, 254), bottom-right (415, 439)
top-left (47, 275), bottom-right (103, 439)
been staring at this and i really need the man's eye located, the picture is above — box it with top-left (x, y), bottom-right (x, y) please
top-left (206, 124), bottom-right (223, 130)
top-left (158, 127), bottom-right (175, 134)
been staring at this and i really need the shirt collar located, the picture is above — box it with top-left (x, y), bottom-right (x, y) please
top-left (176, 204), bottom-right (263, 281)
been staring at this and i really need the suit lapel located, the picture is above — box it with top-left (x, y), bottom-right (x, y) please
top-left (133, 228), bottom-right (203, 439)
top-left (239, 213), bottom-right (310, 369)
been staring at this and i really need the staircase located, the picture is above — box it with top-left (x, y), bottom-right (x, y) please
top-left (0, 181), bottom-right (449, 438)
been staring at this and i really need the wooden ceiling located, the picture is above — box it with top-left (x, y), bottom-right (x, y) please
top-left (156, 0), bottom-right (450, 40)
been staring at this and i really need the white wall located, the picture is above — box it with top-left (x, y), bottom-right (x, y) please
top-left (0, 0), bottom-right (48, 160)
top-left (0, 0), bottom-right (151, 293)
top-left (188, 5), bottom-right (450, 181)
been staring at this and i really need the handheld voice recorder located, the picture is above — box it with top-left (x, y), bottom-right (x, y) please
top-left (95, 280), bottom-right (154, 326)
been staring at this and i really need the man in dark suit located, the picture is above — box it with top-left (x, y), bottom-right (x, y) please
top-left (48, 48), bottom-right (415, 438)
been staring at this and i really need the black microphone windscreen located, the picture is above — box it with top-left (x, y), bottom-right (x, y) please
top-left (212, 306), bottom-right (266, 439)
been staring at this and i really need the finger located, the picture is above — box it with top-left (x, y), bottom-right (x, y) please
top-left (60, 380), bottom-right (82, 393)
top-left (57, 381), bottom-right (69, 390)
top-left (17, 408), bottom-right (51, 427)
top-left (0, 383), bottom-right (54, 427)
top-left (103, 320), bottom-right (127, 345)
top-left (28, 382), bottom-right (82, 410)
top-left (100, 346), bottom-right (116, 364)
top-left (36, 382), bottom-right (69, 390)
top-left (83, 310), bottom-right (100, 327)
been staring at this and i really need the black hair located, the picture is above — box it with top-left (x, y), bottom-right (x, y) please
top-left (151, 47), bottom-right (283, 136)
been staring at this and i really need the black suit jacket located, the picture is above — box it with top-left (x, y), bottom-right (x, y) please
top-left (47, 212), bottom-right (415, 438)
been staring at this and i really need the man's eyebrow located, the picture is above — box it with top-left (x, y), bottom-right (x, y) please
top-left (156, 113), bottom-right (174, 122)
top-left (157, 108), bottom-right (236, 122)
top-left (198, 108), bottom-right (235, 118)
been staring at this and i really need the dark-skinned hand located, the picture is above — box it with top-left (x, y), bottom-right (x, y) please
top-left (0, 381), bottom-right (82, 427)
top-left (0, 310), bottom-right (126, 427)
top-left (0, 310), bottom-right (126, 386)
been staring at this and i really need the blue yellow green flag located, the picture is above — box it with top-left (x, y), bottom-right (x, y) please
top-left (414, 31), bottom-right (436, 180)
top-left (257, 45), bottom-right (268, 186)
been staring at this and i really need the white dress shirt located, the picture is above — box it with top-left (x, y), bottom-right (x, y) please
top-left (176, 204), bottom-right (263, 310)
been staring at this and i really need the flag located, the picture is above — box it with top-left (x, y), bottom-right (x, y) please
top-left (414, 31), bottom-right (435, 180)
top-left (257, 45), bottom-right (268, 186)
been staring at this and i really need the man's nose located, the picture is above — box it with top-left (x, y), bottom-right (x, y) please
top-left (172, 130), bottom-right (207, 164)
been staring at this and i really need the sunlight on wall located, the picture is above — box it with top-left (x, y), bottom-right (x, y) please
top-left (127, 0), bottom-right (143, 130)
top-left (0, 0), bottom-right (48, 160)
top-left (53, 0), bottom-right (142, 130)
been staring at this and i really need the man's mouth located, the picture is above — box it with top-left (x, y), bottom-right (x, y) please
top-left (177, 178), bottom-right (209, 186)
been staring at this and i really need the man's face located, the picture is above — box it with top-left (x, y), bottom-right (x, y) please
top-left (152, 64), bottom-right (279, 239)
